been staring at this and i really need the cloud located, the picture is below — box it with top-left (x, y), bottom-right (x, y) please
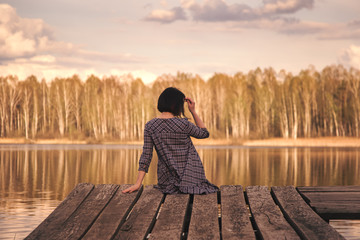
top-left (229, 17), bottom-right (326, 34)
top-left (0, 4), bottom-right (138, 63)
top-left (143, 0), bottom-right (360, 40)
top-left (183, 0), bottom-right (256, 22)
top-left (0, 4), bottom-right (147, 65)
top-left (272, 19), bottom-right (329, 35)
top-left (144, 0), bottom-right (347, 38)
top-left (174, 0), bottom-right (314, 22)
top-left (231, 18), bottom-right (360, 39)
top-left (145, 7), bottom-right (187, 23)
top-left (0, 4), bottom-right (151, 82)
top-left (108, 69), bottom-right (158, 84)
top-left (0, 55), bottom-right (156, 83)
top-left (339, 45), bottom-right (360, 68)
top-left (348, 20), bottom-right (360, 27)
top-left (316, 19), bottom-right (360, 40)
top-left (0, 4), bottom-right (56, 59)
top-left (261, 0), bottom-right (314, 15)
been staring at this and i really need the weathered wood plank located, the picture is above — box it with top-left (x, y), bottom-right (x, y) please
top-left (308, 202), bottom-right (360, 220)
top-left (300, 192), bottom-right (360, 202)
top-left (48, 184), bottom-right (119, 240)
top-left (246, 185), bottom-right (300, 240)
top-left (25, 183), bottom-right (94, 240)
top-left (310, 202), bottom-right (360, 214)
top-left (149, 194), bottom-right (189, 239)
top-left (272, 186), bottom-right (345, 240)
top-left (113, 185), bottom-right (164, 240)
top-left (220, 185), bottom-right (255, 240)
top-left (82, 185), bottom-right (143, 240)
top-left (188, 193), bottom-right (220, 240)
top-left (27, 184), bottom-right (359, 240)
top-left (297, 186), bottom-right (360, 219)
top-left (298, 186), bottom-right (360, 192)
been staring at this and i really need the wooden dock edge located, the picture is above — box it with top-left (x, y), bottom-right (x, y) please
top-left (26, 184), bottom-right (360, 240)
top-left (272, 186), bottom-right (345, 240)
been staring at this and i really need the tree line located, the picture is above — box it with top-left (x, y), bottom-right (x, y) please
top-left (0, 64), bottom-right (359, 140)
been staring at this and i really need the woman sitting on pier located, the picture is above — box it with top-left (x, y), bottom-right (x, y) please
top-left (123, 87), bottom-right (218, 194)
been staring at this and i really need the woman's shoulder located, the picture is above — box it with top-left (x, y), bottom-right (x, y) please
top-left (172, 117), bottom-right (189, 123)
top-left (145, 117), bottom-right (189, 128)
top-left (145, 118), bottom-right (158, 127)
top-left (147, 117), bottom-right (188, 122)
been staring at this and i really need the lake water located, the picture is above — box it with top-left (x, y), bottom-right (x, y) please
top-left (0, 144), bottom-right (360, 239)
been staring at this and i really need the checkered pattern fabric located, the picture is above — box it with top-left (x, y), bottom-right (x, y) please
top-left (138, 118), bottom-right (219, 194)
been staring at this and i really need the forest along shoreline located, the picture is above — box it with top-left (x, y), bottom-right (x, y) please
top-left (1, 137), bottom-right (360, 147)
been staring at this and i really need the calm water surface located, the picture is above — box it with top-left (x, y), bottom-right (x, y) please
top-left (0, 144), bottom-right (360, 239)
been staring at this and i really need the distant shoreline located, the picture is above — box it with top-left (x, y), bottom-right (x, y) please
top-left (0, 137), bottom-right (359, 147)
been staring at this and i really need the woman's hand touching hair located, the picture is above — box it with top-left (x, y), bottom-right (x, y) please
top-left (185, 97), bottom-right (195, 113)
top-left (185, 97), bottom-right (206, 128)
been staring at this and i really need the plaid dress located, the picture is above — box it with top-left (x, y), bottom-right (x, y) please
top-left (138, 117), bottom-right (219, 194)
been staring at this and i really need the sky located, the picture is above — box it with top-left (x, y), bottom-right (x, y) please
top-left (0, 0), bottom-right (359, 84)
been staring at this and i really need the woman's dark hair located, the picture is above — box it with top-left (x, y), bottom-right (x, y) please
top-left (157, 87), bottom-right (185, 117)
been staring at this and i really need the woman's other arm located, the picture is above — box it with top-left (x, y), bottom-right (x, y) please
top-left (122, 170), bottom-right (146, 193)
top-left (123, 125), bottom-right (153, 193)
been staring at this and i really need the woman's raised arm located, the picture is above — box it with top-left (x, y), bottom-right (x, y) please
top-left (185, 97), bottom-right (206, 128)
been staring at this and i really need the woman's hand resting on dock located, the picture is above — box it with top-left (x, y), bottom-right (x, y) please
top-left (122, 183), bottom-right (141, 193)
top-left (122, 171), bottom-right (145, 193)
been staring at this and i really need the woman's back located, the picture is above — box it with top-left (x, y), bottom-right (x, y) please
top-left (139, 118), bottom-right (218, 194)
top-left (122, 87), bottom-right (218, 195)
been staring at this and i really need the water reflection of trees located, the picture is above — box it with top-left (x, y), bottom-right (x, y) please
top-left (199, 147), bottom-right (360, 187)
top-left (1, 147), bottom-right (359, 203)
top-left (0, 147), bottom-right (147, 201)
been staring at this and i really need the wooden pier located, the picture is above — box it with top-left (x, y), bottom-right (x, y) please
top-left (25, 184), bottom-right (360, 240)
